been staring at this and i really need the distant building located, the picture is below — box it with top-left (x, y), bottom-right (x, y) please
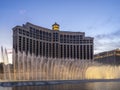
top-left (13, 22), bottom-right (93, 60)
top-left (94, 49), bottom-right (120, 65)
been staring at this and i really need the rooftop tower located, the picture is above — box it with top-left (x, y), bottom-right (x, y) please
top-left (52, 22), bottom-right (59, 30)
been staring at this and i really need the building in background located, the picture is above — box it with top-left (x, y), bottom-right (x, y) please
top-left (13, 22), bottom-right (93, 60)
top-left (94, 49), bottom-right (120, 65)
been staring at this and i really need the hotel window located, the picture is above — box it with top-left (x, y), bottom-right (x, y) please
top-left (79, 35), bottom-right (83, 39)
top-left (30, 31), bottom-right (32, 37)
top-left (46, 32), bottom-right (48, 41)
top-left (90, 45), bottom-right (93, 59)
top-left (87, 45), bottom-right (89, 59)
top-left (43, 42), bottom-right (45, 56)
top-left (70, 35), bottom-right (72, 43)
top-left (70, 45), bottom-right (72, 58)
top-left (40, 31), bottom-right (42, 40)
top-left (40, 42), bottom-right (42, 55)
top-left (53, 32), bottom-right (59, 42)
top-left (60, 35), bottom-right (63, 43)
top-left (43, 31), bottom-right (45, 40)
top-left (49, 33), bottom-right (52, 41)
top-left (36, 30), bottom-right (39, 35)
top-left (83, 45), bottom-right (86, 59)
top-left (46, 43), bottom-right (48, 57)
top-left (33, 40), bottom-right (35, 54)
top-left (90, 40), bottom-right (93, 43)
top-left (19, 36), bottom-right (22, 51)
top-left (30, 39), bottom-right (32, 54)
top-left (49, 43), bottom-right (51, 57)
top-left (32, 28), bottom-right (36, 34)
top-left (67, 35), bottom-right (69, 43)
top-left (77, 45), bottom-right (79, 59)
top-left (56, 43), bottom-right (58, 58)
top-left (80, 45), bottom-right (82, 59)
top-left (26, 31), bottom-right (29, 36)
top-left (36, 34), bottom-right (39, 39)
top-left (23, 30), bottom-right (26, 35)
top-left (53, 43), bottom-right (55, 58)
top-left (36, 41), bottom-right (38, 56)
top-left (67, 45), bottom-right (69, 58)
top-left (60, 45), bottom-right (63, 58)
top-left (30, 27), bottom-right (32, 31)
top-left (64, 45), bottom-right (66, 58)
top-left (19, 29), bottom-right (22, 34)
top-left (33, 33), bottom-right (36, 38)
top-left (64, 35), bottom-right (66, 43)
top-left (74, 45), bottom-right (76, 59)
top-left (26, 38), bottom-right (29, 53)
top-left (23, 37), bottom-right (25, 51)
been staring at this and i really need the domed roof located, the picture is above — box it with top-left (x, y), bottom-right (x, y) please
top-left (52, 22), bottom-right (59, 26)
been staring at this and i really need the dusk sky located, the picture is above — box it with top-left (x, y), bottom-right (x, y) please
top-left (1, 0), bottom-right (120, 54)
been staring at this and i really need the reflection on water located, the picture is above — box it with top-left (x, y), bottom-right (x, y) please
top-left (1, 82), bottom-right (120, 90)
top-left (0, 87), bottom-right (11, 90)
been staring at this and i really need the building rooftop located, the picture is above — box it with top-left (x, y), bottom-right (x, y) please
top-left (13, 22), bottom-right (87, 34)
top-left (94, 48), bottom-right (120, 59)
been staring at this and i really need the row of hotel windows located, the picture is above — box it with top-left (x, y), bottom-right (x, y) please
top-left (18, 29), bottom-right (93, 44)
top-left (19, 28), bottom-right (84, 40)
top-left (18, 36), bottom-right (93, 59)
top-left (29, 27), bottom-right (83, 39)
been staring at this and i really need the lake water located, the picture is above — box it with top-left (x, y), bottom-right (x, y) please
top-left (1, 81), bottom-right (120, 90)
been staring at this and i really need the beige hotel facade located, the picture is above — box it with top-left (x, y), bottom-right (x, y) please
top-left (13, 22), bottom-right (93, 60)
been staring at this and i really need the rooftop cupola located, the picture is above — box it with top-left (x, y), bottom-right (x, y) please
top-left (52, 22), bottom-right (59, 31)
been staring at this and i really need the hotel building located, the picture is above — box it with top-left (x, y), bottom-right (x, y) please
top-left (94, 49), bottom-right (120, 65)
top-left (13, 22), bottom-right (93, 60)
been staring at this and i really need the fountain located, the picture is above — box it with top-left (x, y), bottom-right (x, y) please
top-left (11, 50), bottom-right (93, 81)
top-left (1, 46), bottom-right (120, 86)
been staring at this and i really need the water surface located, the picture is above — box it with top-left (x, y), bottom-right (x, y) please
top-left (1, 81), bottom-right (120, 90)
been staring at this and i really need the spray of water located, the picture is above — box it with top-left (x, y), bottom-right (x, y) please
top-left (1, 47), bottom-right (120, 81)
top-left (85, 65), bottom-right (120, 79)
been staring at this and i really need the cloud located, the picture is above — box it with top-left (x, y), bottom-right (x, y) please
top-left (94, 29), bottom-right (120, 54)
top-left (19, 9), bottom-right (27, 15)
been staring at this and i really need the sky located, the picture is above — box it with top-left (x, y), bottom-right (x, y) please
top-left (0, 0), bottom-right (120, 54)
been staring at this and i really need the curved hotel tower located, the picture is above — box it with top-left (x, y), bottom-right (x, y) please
top-left (13, 22), bottom-right (93, 60)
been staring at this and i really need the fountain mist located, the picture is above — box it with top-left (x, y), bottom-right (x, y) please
top-left (1, 47), bottom-right (120, 81)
